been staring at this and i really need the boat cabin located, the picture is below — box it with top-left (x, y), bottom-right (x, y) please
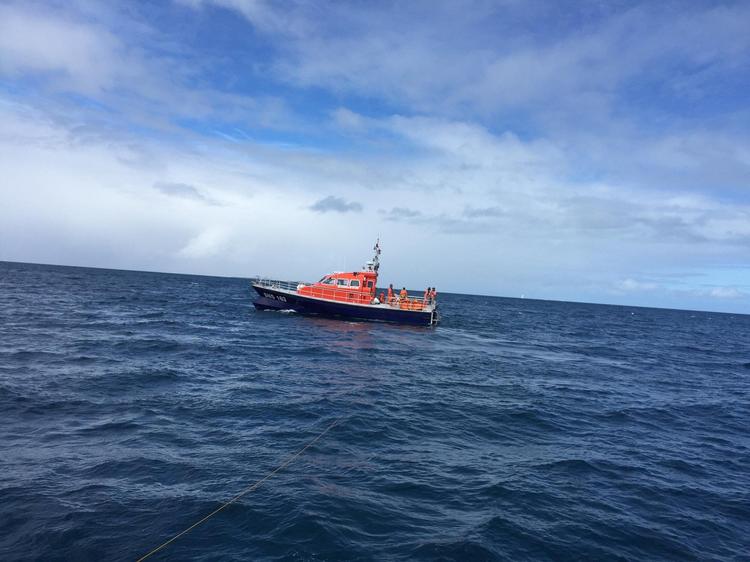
top-left (297, 270), bottom-right (377, 305)
top-left (293, 241), bottom-right (430, 311)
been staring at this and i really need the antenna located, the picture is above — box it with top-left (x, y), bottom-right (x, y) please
top-left (363, 238), bottom-right (381, 272)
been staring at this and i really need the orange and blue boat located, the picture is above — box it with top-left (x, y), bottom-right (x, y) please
top-left (251, 241), bottom-right (439, 326)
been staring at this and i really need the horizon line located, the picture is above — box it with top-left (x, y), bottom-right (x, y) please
top-left (2, 259), bottom-right (747, 318)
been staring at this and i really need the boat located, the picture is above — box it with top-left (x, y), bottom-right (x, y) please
top-left (251, 241), bottom-right (439, 326)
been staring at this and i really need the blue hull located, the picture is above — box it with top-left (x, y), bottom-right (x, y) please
top-left (252, 284), bottom-right (437, 326)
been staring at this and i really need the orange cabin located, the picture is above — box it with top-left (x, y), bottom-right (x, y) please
top-left (297, 271), bottom-right (378, 305)
top-left (298, 270), bottom-right (426, 311)
top-left (295, 240), bottom-right (427, 311)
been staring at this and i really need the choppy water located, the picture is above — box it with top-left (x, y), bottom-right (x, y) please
top-left (1, 261), bottom-right (749, 561)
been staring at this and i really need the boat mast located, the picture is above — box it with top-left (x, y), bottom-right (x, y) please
top-left (372, 239), bottom-right (380, 272)
top-left (363, 239), bottom-right (381, 274)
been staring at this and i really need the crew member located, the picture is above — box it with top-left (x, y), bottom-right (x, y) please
top-left (387, 284), bottom-right (394, 304)
top-left (399, 287), bottom-right (408, 309)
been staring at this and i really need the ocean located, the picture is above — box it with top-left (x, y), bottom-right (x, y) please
top-left (1, 261), bottom-right (749, 561)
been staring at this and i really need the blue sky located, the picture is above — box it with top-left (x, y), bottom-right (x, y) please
top-left (1, 0), bottom-right (750, 313)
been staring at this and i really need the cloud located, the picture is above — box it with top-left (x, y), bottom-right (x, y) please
top-left (379, 206), bottom-right (503, 234)
top-left (153, 182), bottom-right (217, 204)
top-left (616, 278), bottom-right (659, 292)
top-left (613, 277), bottom-right (749, 302)
top-left (310, 195), bottom-right (363, 213)
top-left (463, 206), bottom-right (505, 218)
top-left (0, 2), bottom-right (298, 139)
top-left (708, 287), bottom-right (745, 299)
top-left (381, 207), bottom-right (421, 220)
top-left (332, 107), bottom-right (367, 130)
top-left (0, 4), bottom-right (123, 93)
top-left (178, 227), bottom-right (231, 258)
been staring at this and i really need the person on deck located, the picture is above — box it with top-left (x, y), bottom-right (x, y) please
top-left (399, 287), bottom-right (408, 301)
top-left (387, 284), bottom-right (394, 304)
top-left (430, 287), bottom-right (437, 302)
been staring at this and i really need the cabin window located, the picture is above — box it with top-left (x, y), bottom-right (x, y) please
top-left (337, 279), bottom-right (349, 286)
top-left (320, 277), bottom-right (335, 285)
top-left (366, 281), bottom-right (374, 288)
top-left (350, 280), bottom-right (360, 287)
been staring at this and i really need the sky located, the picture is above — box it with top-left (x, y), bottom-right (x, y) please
top-left (1, 0), bottom-right (749, 313)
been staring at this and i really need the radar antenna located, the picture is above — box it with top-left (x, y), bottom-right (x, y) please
top-left (363, 238), bottom-right (381, 272)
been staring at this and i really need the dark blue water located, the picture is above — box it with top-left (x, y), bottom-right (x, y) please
top-left (1, 261), bottom-right (749, 561)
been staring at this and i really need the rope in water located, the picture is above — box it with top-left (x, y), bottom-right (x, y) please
top-left (136, 417), bottom-right (343, 561)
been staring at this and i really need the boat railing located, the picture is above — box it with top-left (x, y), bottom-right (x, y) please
top-left (251, 277), bottom-right (305, 292)
top-left (381, 295), bottom-right (435, 312)
top-left (301, 285), bottom-right (434, 311)
top-left (298, 284), bottom-right (373, 305)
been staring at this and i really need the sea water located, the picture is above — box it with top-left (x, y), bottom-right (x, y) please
top-left (1, 261), bottom-right (749, 560)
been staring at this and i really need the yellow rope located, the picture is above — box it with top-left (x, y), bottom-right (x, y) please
top-left (136, 417), bottom-right (342, 561)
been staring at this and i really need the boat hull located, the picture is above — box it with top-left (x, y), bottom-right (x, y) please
top-left (252, 284), bottom-right (437, 326)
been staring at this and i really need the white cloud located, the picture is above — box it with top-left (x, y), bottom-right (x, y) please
top-left (0, 4), bottom-right (122, 93)
top-left (611, 279), bottom-right (749, 307)
top-left (178, 227), bottom-right (231, 258)
top-left (708, 287), bottom-right (745, 299)
top-left (0, 2), bottom-right (297, 138)
top-left (616, 279), bottom-right (659, 292)
top-left (332, 107), bottom-right (367, 130)
top-left (154, 182), bottom-right (212, 203)
top-left (310, 196), bottom-right (363, 213)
